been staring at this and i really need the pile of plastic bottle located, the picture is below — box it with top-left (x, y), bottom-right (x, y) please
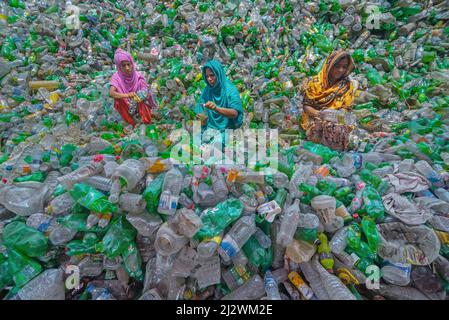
top-left (0, 0), bottom-right (449, 300)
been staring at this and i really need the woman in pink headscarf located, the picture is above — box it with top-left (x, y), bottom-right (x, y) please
top-left (109, 48), bottom-right (157, 126)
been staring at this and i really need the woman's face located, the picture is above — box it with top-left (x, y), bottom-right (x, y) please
top-left (205, 68), bottom-right (217, 87)
top-left (329, 57), bottom-right (349, 81)
top-left (120, 60), bottom-right (133, 75)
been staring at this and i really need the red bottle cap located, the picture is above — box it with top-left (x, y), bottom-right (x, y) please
top-left (93, 154), bottom-right (104, 162)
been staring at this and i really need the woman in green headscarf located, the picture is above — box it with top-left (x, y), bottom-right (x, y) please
top-left (194, 60), bottom-right (244, 131)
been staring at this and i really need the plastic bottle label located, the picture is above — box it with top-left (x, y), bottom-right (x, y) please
top-left (288, 272), bottom-right (314, 300)
top-left (219, 236), bottom-right (239, 260)
top-left (257, 200), bottom-right (282, 223)
top-left (382, 261), bottom-right (411, 277)
top-left (352, 152), bottom-right (363, 169)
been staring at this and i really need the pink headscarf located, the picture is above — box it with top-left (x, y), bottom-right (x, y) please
top-left (110, 49), bottom-right (148, 93)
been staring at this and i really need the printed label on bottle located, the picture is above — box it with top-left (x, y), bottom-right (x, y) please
top-left (288, 272), bottom-right (313, 300)
top-left (257, 200), bottom-right (282, 223)
top-left (218, 236), bottom-right (239, 260)
top-left (335, 205), bottom-right (351, 220)
top-left (383, 261), bottom-right (411, 277)
top-left (435, 230), bottom-right (449, 245)
top-left (203, 235), bottom-right (222, 245)
top-left (352, 152), bottom-right (363, 169)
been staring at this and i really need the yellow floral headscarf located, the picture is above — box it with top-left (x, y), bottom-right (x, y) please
top-left (302, 50), bottom-right (356, 130)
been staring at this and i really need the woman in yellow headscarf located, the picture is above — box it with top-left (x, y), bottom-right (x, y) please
top-left (302, 50), bottom-right (357, 151)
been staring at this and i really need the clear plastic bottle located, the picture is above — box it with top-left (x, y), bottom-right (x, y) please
top-left (277, 199), bottom-right (301, 247)
top-left (158, 190), bottom-right (179, 215)
top-left (222, 274), bottom-right (265, 300)
top-left (46, 192), bottom-right (75, 216)
top-left (170, 208), bottom-right (202, 238)
top-left (218, 214), bottom-right (257, 261)
top-left (264, 270), bottom-right (281, 300)
top-left (57, 162), bottom-right (104, 190)
top-left (273, 172), bottom-right (289, 189)
top-left (119, 193), bottom-right (146, 214)
top-left (112, 159), bottom-right (146, 191)
top-left (378, 284), bottom-right (429, 300)
top-left (108, 178), bottom-right (121, 204)
top-left (197, 234), bottom-right (222, 259)
top-left (381, 260), bottom-right (412, 286)
top-left (211, 166), bottom-right (228, 200)
top-left (49, 225), bottom-right (78, 245)
top-left (44, 170), bottom-right (61, 197)
top-left (85, 176), bottom-right (112, 192)
top-left (254, 227), bottom-right (272, 249)
top-left (195, 255), bottom-right (221, 289)
top-left (162, 165), bottom-right (183, 196)
top-left (231, 250), bottom-right (249, 268)
top-left (271, 220), bottom-right (286, 269)
top-left (312, 256), bottom-right (356, 300)
top-left (10, 269), bottom-right (65, 300)
top-left (329, 226), bottom-right (349, 254)
top-left (299, 261), bottom-right (330, 300)
top-left (86, 283), bottom-right (117, 300)
top-left (415, 160), bottom-right (444, 188)
top-left (154, 223), bottom-right (188, 256)
top-left (194, 182), bottom-right (216, 207)
top-left (289, 164), bottom-right (313, 198)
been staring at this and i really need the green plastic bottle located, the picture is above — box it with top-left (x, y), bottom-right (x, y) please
top-left (7, 249), bottom-right (43, 288)
top-left (194, 199), bottom-right (243, 241)
top-left (122, 242), bottom-right (143, 281)
top-left (69, 183), bottom-right (118, 214)
top-left (360, 169), bottom-right (389, 194)
top-left (142, 173), bottom-right (165, 214)
top-left (318, 233), bottom-right (334, 272)
top-left (274, 188), bottom-right (288, 208)
top-left (99, 216), bottom-right (137, 258)
top-left (2, 222), bottom-right (48, 258)
top-left (362, 186), bottom-right (385, 220)
top-left (57, 213), bottom-right (103, 233)
top-left (242, 236), bottom-right (273, 271)
top-left (347, 223), bottom-right (362, 250)
top-left (316, 180), bottom-right (338, 196)
top-left (13, 171), bottom-right (46, 183)
top-left (361, 217), bottom-right (380, 252)
top-left (0, 251), bottom-right (13, 290)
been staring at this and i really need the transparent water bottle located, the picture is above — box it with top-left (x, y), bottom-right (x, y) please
top-left (162, 165), bottom-right (183, 196)
top-left (277, 199), bottom-right (301, 247)
top-left (154, 223), bottom-right (188, 256)
top-left (329, 226), bottom-right (349, 254)
top-left (113, 159), bottom-right (146, 191)
top-left (222, 274), bottom-right (265, 300)
top-left (11, 269), bottom-right (65, 300)
top-left (46, 192), bottom-right (75, 215)
top-left (264, 270), bottom-right (281, 300)
top-left (85, 176), bottom-right (113, 192)
top-left (312, 256), bottom-right (356, 300)
top-left (218, 214), bottom-right (257, 261)
top-left (197, 234), bottom-right (222, 259)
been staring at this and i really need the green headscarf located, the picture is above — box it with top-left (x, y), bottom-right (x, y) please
top-left (194, 60), bottom-right (243, 131)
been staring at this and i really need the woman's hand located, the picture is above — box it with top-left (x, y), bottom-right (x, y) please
top-left (204, 101), bottom-right (217, 111)
top-left (126, 92), bottom-right (138, 99)
top-left (196, 113), bottom-right (208, 126)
